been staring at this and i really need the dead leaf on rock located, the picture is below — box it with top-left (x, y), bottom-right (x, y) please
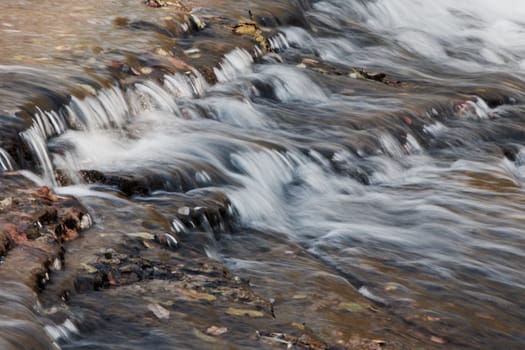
top-left (233, 23), bottom-right (258, 36)
top-left (232, 22), bottom-right (271, 52)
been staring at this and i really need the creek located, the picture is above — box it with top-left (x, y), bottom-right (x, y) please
top-left (1, 1), bottom-right (525, 349)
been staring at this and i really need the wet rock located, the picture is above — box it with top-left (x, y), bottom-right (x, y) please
top-left (74, 274), bottom-right (104, 293)
top-left (38, 206), bottom-right (58, 225)
top-left (3, 223), bottom-right (28, 243)
top-left (79, 169), bottom-right (107, 184)
top-left (502, 147), bottom-right (518, 162)
top-left (177, 206), bottom-right (191, 217)
top-left (349, 68), bottom-right (402, 86)
top-left (126, 232), bottom-right (156, 240)
top-left (0, 231), bottom-right (12, 256)
top-left (156, 232), bottom-right (179, 249)
top-left (206, 326), bottom-right (228, 336)
top-left (118, 176), bottom-right (149, 196)
top-left (128, 20), bottom-right (174, 37)
top-left (189, 14), bottom-right (206, 31)
top-left (257, 330), bottom-right (329, 350)
top-left (79, 213), bottom-right (93, 230)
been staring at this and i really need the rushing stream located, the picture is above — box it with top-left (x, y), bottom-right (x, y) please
top-left (2, 0), bottom-right (525, 349)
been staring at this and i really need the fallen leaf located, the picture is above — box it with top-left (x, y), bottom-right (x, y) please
top-left (81, 263), bottom-right (98, 274)
top-left (174, 288), bottom-right (216, 302)
top-left (291, 323), bottom-right (305, 331)
top-left (233, 23), bottom-right (258, 36)
top-left (226, 307), bottom-right (264, 318)
top-left (148, 303), bottom-right (170, 319)
top-left (338, 302), bottom-right (367, 313)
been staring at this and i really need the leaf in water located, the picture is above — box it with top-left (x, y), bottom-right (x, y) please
top-left (81, 263), bottom-right (98, 274)
top-left (338, 302), bottom-right (367, 313)
top-left (291, 322), bottom-right (305, 330)
top-left (147, 303), bottom-right (170, 320)
top-left (226, 307), bottom-right (264, 317)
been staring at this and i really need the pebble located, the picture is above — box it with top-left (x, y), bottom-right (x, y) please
top-left (80, 213), bottom-right (93, 230)
top-left (177, 206), bottom-right (191, 216)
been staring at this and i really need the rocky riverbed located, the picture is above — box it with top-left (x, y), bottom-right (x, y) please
top-left (3, 1), bottom-right (525, 349)
top-left (0, 1), bottom-right (421, 349)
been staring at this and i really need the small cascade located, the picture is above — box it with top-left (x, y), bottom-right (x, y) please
top-left (134, 80), bottom-right (181, 114)
top-left (18, 86), bottom-right (130, 185)
top-left (19, 108), bottom-right (68, 184)
top-left (66, 86), bottom-right (129, 130)
top-left (17, 41), bottom-right (296, 185)
top-left (213, 32), bottom-right (290, 84)
top-left (164, 69), bottom-right (209, 98)
top-left (214, 48), bottom-right (254, 83)
top-left (4, 1), bottom-right (525, 349)
top-left (0, 147), bottom-right (14, 172)
top-left (268, 32), bottom-right (290, 51)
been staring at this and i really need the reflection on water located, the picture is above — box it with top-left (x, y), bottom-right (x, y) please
top-left (2, 0), bottom-right (525, 349)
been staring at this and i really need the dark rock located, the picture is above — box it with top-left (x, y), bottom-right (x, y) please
top-left (37, 206), bottom-right (58, 225)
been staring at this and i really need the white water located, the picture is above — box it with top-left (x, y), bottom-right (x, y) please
top-left (42, 57), bottom-right (525, 293)
top-left (0, 147), bottom-right (14, 172)
top-left (306, 0), bottom-right (525, 73)
top-left (11, 2), bottom-right (525, 347)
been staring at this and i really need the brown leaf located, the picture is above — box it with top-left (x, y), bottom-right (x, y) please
top-left (233, 23), bottom-right (258, 36)
top-left (226, 307), bottom-right (264, 317)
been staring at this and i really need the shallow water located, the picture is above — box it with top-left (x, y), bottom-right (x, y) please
top-left (2, 0), bottom-right (525, 349)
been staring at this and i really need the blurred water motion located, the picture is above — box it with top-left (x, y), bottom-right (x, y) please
top-left (2, 1), bottom-right (525, 349)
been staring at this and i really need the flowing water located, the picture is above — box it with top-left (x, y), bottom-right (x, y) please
top-left (2, 0), bottom-right (525, 349)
